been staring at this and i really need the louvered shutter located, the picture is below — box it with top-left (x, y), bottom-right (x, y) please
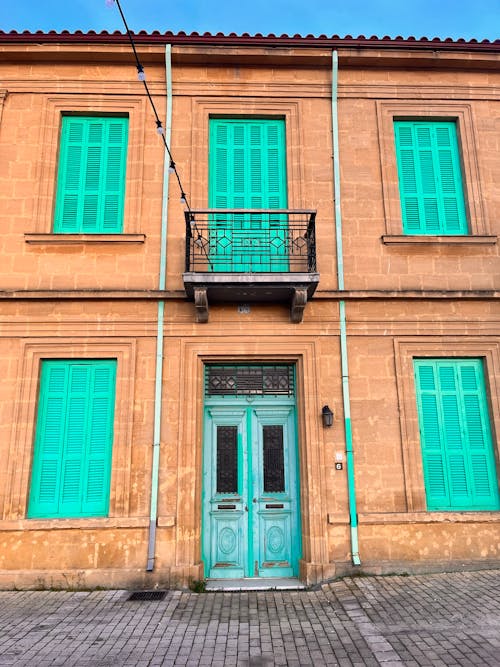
top-left (28, 363), bottom-right (69, 517)
top-left (55, 119), bottom-right (85, 232)
top-left (208, 118), bottom-right (287, 271)
top-left (415, 363), bottom-right (450, 508)
top-left (209, 119), bottom-right (287, 210)
top-left (54, 116), bottom-right (128, 233)
top-left (394, 121), bottom-right (468, 235)
top-left (459, 362), bottom-right (499, 506)
top-left (265, 122), bottom-right (284, 211)
top-left (434, 125), bottom-right (467, 233)
top-left (209, 121), bottom-right (232, 270)
top-left (414, 359), bottom-right (499, 511)
top-left (59, 365), bottom-right (90, 515)
top-left (439, 364), bottom-right (470, 505)
top-left (82, 364), bottom-right (116, 514)
top-left (28, 360), bottom-right (116, 518)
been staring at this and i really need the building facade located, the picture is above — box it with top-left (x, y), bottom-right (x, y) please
top-left (0, 31), bottom-right (499, 589)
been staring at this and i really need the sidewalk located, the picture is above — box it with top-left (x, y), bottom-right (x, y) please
top-left (0, 569), bottom-right (499, 666)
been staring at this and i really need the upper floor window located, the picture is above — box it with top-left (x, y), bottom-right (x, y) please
top-left (53, 115), bottom-right (128, 233)
top-left (394, 120), bottom-right (468, 236)
top-left (208, 117), bottom-right (288, 272)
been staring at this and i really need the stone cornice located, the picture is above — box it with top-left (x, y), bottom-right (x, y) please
top-left (2, 80), bottom-right (499, 102)
top-left (0, 289), bottom-right (498, 300)
top-left (0, 40), bottom-right (499, 71)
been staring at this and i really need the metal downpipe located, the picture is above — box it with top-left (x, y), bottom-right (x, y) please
top-left (147, 44), bottom-right (172, 572)
top-left (331, 50), bottom-right (361, 566)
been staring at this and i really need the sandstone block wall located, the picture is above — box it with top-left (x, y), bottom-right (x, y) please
top-left (0, 42), bottom-right (498, 588)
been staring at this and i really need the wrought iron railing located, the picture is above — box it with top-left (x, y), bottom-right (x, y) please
top-left (184, 209), bottom-right (317, 274)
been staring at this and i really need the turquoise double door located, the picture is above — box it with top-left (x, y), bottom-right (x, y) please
top-left (202, 396), bottom-right (301, 579)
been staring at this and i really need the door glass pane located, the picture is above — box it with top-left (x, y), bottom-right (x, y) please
top-left (216, 426), bottom-right (238, 493)
top-left (263, 425), bottom-right (285, 492)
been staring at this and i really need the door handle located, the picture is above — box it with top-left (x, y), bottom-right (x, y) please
top-left (253, 498), bottom-right (257, 503)
top-left (245, 505), bottom-right (248, 512)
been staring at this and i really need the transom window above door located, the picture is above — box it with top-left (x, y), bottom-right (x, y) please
top-left (205, 365), bottom-right (295, 397)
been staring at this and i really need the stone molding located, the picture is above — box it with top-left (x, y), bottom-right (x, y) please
top-left (3, 80), bottom-right (500, 100)
top-left (382, 235), bottom-right (497, 245)
top-left (173, 338), bottom-right (330, 577)
top-left (328, 511), bottom-right (500, 524)
top-left (358, 512), bottom-right (500, 524)
top-left (189, 98), bottom-right (303, 209)
top-left (393, 338), bottom-right (500, 512)
top-left (1, 289), bottom-right (498, 301)
top-left (0, 89), bottom-right (7, 125)
top-left (24, 233), bottom-right (146, 244)
top-left (0, 517), bottom-right (150, 530)
top-left (0, 290), bottom-right (500, 301)
top-left (3, 339), bottom-right (137, 521)
top-left (0, 515), bottom-right (176, 530)
top-left (376, 100), bottom-right (489, 237)
top-left (32, 94), bottom-right (147, 236)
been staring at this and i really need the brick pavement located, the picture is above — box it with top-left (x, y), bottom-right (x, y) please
top-left (0, 570), bottom-right (499, 666)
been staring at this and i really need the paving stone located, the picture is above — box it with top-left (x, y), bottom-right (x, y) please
top-left (0, 570), bottom-right (499, 665)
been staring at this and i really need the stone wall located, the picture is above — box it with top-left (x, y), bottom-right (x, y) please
top-left (0, 41), bottom-right (498, 588)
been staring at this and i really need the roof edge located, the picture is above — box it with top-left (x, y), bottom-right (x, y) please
top-left (0, 30), bottom-right (499, 52)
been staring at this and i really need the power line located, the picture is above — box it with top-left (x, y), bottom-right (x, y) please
top-left (108, 0), bottom-right (217, 269)
top-left (109, 0), bottom-right (191, 211)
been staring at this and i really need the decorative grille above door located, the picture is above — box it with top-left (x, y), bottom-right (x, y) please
top-left (205, 365), bottom-right (294, 397)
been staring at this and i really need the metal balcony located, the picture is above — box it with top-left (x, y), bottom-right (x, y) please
top-left (182, 209), bottom-right (320, 323)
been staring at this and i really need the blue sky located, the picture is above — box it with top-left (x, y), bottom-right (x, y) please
top-left (0, 0), bottom-right (499, 41)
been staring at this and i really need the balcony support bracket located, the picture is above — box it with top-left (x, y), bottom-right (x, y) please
top-left (291, 288), bottom-right (308, 323)
top-left (194, 288), bottom-right (209, 323)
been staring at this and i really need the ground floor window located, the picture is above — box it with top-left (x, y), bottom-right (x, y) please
top-left (414, 358), bottom-right (499, 511)
top-left (28, 359), bottom-right (116, 519)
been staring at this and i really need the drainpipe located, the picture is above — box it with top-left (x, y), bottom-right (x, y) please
top-left (147, 44), bottom-right (173, 572)
top-left (331, 50), bottom-right (361, 566)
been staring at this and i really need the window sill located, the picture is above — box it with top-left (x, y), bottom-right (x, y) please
top-left (24, 233), bottom-right (146, 244)
top-left (357, 511), bottom-right (500, 524)
top-left (327, 512), bottom-right (500, 525)
top-left (0, 515), bottom-right (176, 530)
top-left (382, 234), bottom-right (497, 245)
top-left (0, 517), bottom-right (151, 530)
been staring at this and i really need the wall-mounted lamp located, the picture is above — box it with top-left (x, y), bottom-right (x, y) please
top-left (322, 405), bottom-right (334, 428)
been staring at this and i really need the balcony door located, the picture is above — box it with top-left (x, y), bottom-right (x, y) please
top-left (208, 118), bottom-right (288, 272)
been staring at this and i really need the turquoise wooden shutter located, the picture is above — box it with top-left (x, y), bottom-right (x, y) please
top-left (54, 116), bottom-right (128, 233)
top-left (28, 360), bottom-right (116, 518)
top-left (414, 359), bottom-right (499, 511)
top-left (82, 363), bottom-right (116, 514)
top-left (59, 364), bottom-right (90, 515)
top-left (209, 118), bottom-right (287, 210)
top-left (394, 121), bottom-right (468, 235)
top-left (28, 363), bottom-right (68, 517)
top-left (208, 118), bottom-right (287, 271)
top-left (265, 121), bottom-right (284, 210)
